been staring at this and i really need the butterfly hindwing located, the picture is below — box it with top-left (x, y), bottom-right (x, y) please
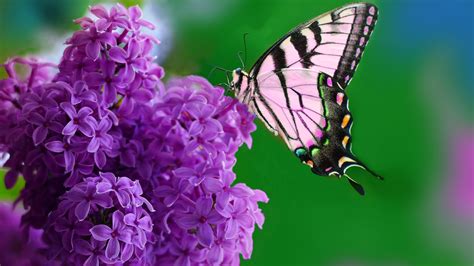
top-left (250, 3), bottom-right (378, 88)
top-left (285, 73), bottom-right (356, 175)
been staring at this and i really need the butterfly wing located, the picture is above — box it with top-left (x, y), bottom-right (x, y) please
top-left (249, 3), bottom-right (378, 88)
top-left (250, 68), bottom-right (327, 151)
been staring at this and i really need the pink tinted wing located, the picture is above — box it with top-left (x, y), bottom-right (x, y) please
top-left (251, 69), bottom-right (326, 151)
top-left (249, 3), bottom-right (378, 89)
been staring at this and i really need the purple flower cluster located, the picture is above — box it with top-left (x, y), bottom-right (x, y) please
top-left (144, 76), bottom-right (268, 265)
top-left (0, 3), bottom-right (267, 265)
top-left (43, 173), bottom-right (154, 265)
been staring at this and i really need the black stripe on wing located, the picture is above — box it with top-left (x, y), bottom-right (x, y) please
top-left (289, 31), bottom-right (311, 68)
top-left (271, 46), bottom-right (287, 70)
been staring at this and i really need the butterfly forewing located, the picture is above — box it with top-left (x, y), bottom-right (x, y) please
top-left (249, 3), bottom-right (378, 88)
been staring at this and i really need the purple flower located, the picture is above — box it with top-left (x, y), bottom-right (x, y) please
top-left (169, 236), bottom-right (206, 266)
top-left (63, 80), bottom-right (97, 105)
top-left (174, 162), bottom-right (220, 186)
top-left (109, 38), bottom-right (147, 75)
top-left (67, 182), bottom-right (113, 220)
top-left (90, 210), bottom-right (133, 260)
top-left (75, 239), bottom-right (109, 266)
top-left (154, 179), bottom-right (191, 207)
top-left (22, 90), bottom-right (58, 114)
top-left (59, 53), bottom-right (99, 82)
top-left (216, 171), bottom-right (254, 211)
top-left (71, 27), bottom-right (116, 60)
top-left (220, 198), bottom-right (255, 239)
top-left (177, 198), bottom-right (224, 246)
top-left (208, 224), bottom-right (236, 265)
top-left (128, 5), bottom-right (155, 30)
top-left (27, 110), bottom-right (63, 145)
top-left (87, 118), bottom-right (113, 153)
top-left (54, 216), bottom-right (93, 251)
top-left (85, 60), bottom-right (130, 104)
top-left (187, 104), bottom-right (222, 138)
top-left (124, 208), bottom-right (153, 248)
top-left (61, 102), bottom-right (95, 137)
top-left (45, 136), bottom-right (86, 172)
top-left (129, 180), bottom-right (155, 211)
top-left (96, 172), bottom-right (133, 207)
top-left (65, 152), bottom-right (94, 187)
top-left (118, 77), bottom-right (154, 115)
top-left (89, 4), bottom-right (129, 31)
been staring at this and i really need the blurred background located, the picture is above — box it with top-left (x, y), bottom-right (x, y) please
top-left (0, 0), bottom-right (472, 265)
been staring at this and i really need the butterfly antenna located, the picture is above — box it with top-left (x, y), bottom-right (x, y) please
top-left (344, 174), bottom-right (365, 196)
top-left (243, 33), bottom-right (249, 68)
top-left (237, 33), bottom-right (249, 70)
top-left (237, 51), bottom-right (245, 70)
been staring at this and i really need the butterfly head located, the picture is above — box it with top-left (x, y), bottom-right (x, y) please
top-left (230, 68), bottom-right (250, 99)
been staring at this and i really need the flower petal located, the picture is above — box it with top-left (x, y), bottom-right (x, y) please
top-left (197, 222), bottom-right (213, 247)
top-left (90, 224), bottom-right (112, 241)
top-left (75, 200), bottom-right (91, 221)
top-left (237, 213), bottom-right (254, 229)
top-left (86, 41), bottom-right (101, 61)
top-left (105, 238), bottom-right (120, 259)
top-left (108, 47), bottom-right (127, 63)
top-left (60, 102), bottom-right (77, 119)
top-left (225, 218), bottom-right (238, 239)
top-left (230, 183), bottom-right (255, 198)
top-left (62, 121), bottom-right (78, 136)
top-left (94, 150), bottom-right (107, 169)
top-left (90, 5), bottom-right (108, 18)
top-left (207, 245), bottom-right (224, 265)
top-left (173, 167), bottom-right (195, 178)
top-left (188, 121), bottom-right (203, 136)
top-left (121, 243), bottom-right (134, 262)
top-left (196, 197), bottom-right (213, 216)
top-left (87, 137), bottom-right (100, 153)
top-left (202, 177), bottom-right (222, 193)
top-left (177, 214), bottom-right (199, 229)
top-left (74, 239), bottom-right (92, 256)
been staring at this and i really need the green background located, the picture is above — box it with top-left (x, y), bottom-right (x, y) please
top-left (1, 0), bottom-right (472, 265)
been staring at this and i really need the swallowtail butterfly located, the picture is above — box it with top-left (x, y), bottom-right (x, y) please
top-left (230, 3), bottom-right (382, 195)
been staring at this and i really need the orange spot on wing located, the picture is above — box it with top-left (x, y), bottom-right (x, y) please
top-left (338, 156), bottom-right (355, 168)
top-left (342, 136), bottom-right (350, 148)
top-left (341, 114), bottom-right (351, 128)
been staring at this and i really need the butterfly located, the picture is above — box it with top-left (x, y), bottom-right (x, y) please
top-left (229, 3), bottom-right (382, 195)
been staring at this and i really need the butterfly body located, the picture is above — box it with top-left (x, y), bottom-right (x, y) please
top-left (230, 3), bottom-right (381, 195)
